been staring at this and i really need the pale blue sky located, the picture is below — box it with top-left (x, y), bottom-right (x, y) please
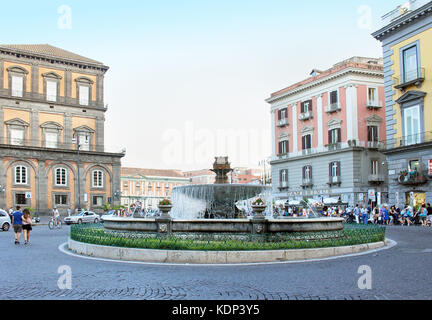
top-left (2, 0), bottom-right (400, 170)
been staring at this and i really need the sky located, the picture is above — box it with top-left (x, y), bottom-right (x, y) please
top-left (1, 0), bottom-right (401, 171)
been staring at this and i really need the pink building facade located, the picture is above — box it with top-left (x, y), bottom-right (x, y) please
top-left (267, 57), bottom-right (388, 206)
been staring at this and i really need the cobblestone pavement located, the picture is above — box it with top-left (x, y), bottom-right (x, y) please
top-left (0, 225), bottom-right (431, 300)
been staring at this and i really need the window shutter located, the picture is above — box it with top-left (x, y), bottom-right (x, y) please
top-left (337, 128), bottom-right (341, 143)
top-left (278, 109), bottom-right (281, 121)
top-left (309, 100), bottom-right (313, 113)
top-left (329, 162), bottom-right (332, 178)
top-left (337, 161), bottom-right (341, 176)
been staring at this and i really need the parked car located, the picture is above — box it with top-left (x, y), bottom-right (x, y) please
top-left (0, 209), bottom-right (11, 231)
top-left (64, 211), bottom-right (100, 225)
top-left (100, 210), bottom-right (116, 223)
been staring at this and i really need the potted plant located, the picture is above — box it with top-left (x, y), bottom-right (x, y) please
top-left (251, 198), bottom-right (267, 218)
top-left (158, 199), bottom-right (173, 218)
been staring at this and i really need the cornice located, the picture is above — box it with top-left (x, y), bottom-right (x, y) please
top-left (372, 2), bottom-right (432, 40)
top-left (266, 68), bottom-right (383, 104)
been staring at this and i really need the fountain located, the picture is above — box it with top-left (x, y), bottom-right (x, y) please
top-left (170, 157), bottom-right (272, 219)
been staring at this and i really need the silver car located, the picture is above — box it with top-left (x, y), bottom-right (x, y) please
top-left (0, 210), bottom-right (11, 231)
top-left (64, 211), bottom-right (100, 225)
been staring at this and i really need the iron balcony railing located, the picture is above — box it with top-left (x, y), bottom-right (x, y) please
top-left (397, 170), bottom-right (429, 186)
top-left (277, 118), bottom-right (289, 127)
top-left (366, 100), bottom-right (384, 109)
top-left (368, 174), bottom-right (385, 183)
top-left (380, 131), bottom-right (432, 150)
top-left (393, 68), bottom-right (425, 90)
top-left (298, 111), bottom-right (313, 121)
top-left (325, 103), bottom-right (341, 113)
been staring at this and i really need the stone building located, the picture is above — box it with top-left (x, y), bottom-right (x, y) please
top-left (0, 44), bottom-right (124, 214)
top-left (266, 57), bottom-right (388, 207)
top-left (121, 168), bottom-right (190, 209)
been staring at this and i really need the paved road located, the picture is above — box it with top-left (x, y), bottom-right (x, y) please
top-left (0, 224), bottom-right (431, 300)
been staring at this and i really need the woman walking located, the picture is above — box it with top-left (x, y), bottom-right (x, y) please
top-left (22, 208), bottom-right (33, 245)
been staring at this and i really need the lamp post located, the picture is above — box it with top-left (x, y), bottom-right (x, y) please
top-left (73, 135), bottom-right (82, 211)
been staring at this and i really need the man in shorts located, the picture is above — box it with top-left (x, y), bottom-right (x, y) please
top-left (11, 206), bottom-right (23, 245)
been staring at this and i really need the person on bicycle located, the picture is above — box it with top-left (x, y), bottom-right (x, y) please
top-left (52, 207), bottom-right (60, 226)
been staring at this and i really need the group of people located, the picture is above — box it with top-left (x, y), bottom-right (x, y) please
top-left (274, 202), bottom-right (432, 227)
top-left (8, 206), bottom-right (33, 245)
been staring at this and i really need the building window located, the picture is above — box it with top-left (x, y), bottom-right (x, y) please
top-left (45, 131), bottom-right (59, 148)
top-left (303, 166), bottom-right (312, 180)
top-left (54, 195), bottom-right (68, 206)
top-left (92, 196), bottom-right (104, 206)
top-left (329, 161), bottom-right (341, 178)
top-left (330, 90), bottom-right (338, 106)
top-left (371, 160), bottom-right (379, 176)
top-left (79, 85), bottom-right (90, 106)
top-left (278, 140), bottom-right (289, 155)
top-left (403, 46), bottom-right (419, 83)
top-left (367, 126), bottom-right (379, 142)
top-left (278, 108), bottom-right (288, 120)
top-left (10, 128), bottom-right (25, 146)
top-left (92, 170), bottom-right (104, 188)
top-left (15, 166), bottom-right (28, 185)
top-left (46, 80), bottom-right (57, 102)
top-left (302, 134), bottom-right (312, 150)
top-left (403, 105), bottom-right (421, 145)
top-left (409, 159), bottom-right (420, 172)
top-left (328, 128), bottom-right (341, 144)
top-left (55, 168), bottom-right (67, 186)
top-left (15, 193), bottom-right (27, 205)
top-left (368, 87), bottom-right (377, 104)
top-left (301, 100), bottom-right (312, 113)
top-left (280, 169), bottom-right (288, 188)
top-left (11, 76), bottom-right (24, 97)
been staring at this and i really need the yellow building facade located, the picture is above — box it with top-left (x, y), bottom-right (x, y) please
top-left (373, 1), bottom-right (432, 207)
top-left (0, 44), bottom-right (124, 214)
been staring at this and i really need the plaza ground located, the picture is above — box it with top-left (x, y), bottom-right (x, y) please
top-left (0, 224), bottom-right (431, 300)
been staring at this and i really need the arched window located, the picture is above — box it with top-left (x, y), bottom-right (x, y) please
top-left (15, 166), bottom-right (28, 185)
top-left (92, 170), bottom-right (104, 188)
top-left (55, 168), bottom-right (67, 186)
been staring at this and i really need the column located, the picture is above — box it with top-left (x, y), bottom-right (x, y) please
top-left (271, 110), bottom-right (276, 158)
top-left (37, 159), bottom-right (48, 214)
top-left (317, 94), bottom-right (323, 148)
top-left (96, 73), bottom-right (104, 105)
top-left (0, 61), bottom-right (4, 90)
top-left (64, 113), bottom-right (73, 149)
top-left (345, 84), bottom-right (359, 141)
top-left (95, 115), bottom-right (105, 152)
top-left (30, 109), bottom-right (39, 147)
top-left (292, 103), bottom-right (298, 153)
top-left (65, 69), bottom-right (72, 105)
top-left (0, 107), bottom-right (4, 144)
top-left (31, 64), bottom-right (39, 98)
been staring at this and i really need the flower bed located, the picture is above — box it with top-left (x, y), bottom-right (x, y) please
top-left (70, 223), bottom-right (386, 251)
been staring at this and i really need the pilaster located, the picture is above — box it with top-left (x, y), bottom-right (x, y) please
top-left (30, 109), bottom-right (39, 147)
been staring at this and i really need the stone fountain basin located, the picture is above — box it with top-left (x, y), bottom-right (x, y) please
top-left (102, 217), bottom-right (345, 234)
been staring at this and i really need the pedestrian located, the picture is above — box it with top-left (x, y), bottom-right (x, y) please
top-left (361, 206), bottom-right (368, 225)
top-left (418, 204), bottom-right (428, 226)
top-left (11, 206), bottom-right (23, 245)
top-left (354, 204), bottom-right (361, 224)
top-left (67, 208), bottom-right (71, 217)
top-left (22, 208), bottom-right (33, 245)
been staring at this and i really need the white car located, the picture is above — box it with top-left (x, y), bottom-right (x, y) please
top-left (64, 211), bottom-right (100, 225)
top-left (0, 210), bottom-right (11, 231)
top-left (100, 210), bottom-right (116, 223)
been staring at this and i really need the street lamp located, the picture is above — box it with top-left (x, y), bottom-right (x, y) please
top-left (73, 135), bottom-right (82, 211)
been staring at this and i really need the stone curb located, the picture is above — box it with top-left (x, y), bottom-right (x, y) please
top-left (68, 238), bottom-right (387, 265)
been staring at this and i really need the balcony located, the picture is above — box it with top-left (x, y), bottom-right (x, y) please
top-left (325, 103), bottom-right (341, 113)
top-left (397, 170), bottom-right (428, 186)
top-left (301, 178), bottom-right (313, 189)
top-left (367, 141), bottom-right (384, 150)
top-left (393, 68), bottom-right (425, 91)
top-left (366, 100), bottom-right (383, 109)
top-left (277, 118), bottom-right (289, 127)
top-left (327, 176), bottom-right (341, 187)
top-left (368, 174), bottom-right (385, 184)
top-left (325, 143), bottom-right (342, 152)
top-left (302, 148), bottom-right (313, 156)
top-left (279, 181), bottom-right (289, 191)
top-left (298, 111), bottom-right (313, 121)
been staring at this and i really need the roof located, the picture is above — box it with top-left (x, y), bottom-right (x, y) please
top-left (267, 57), bottom-right (383, 102)
top-left (372, 1), bottom-right (432, 40)
top-left (0, 44), bottom-right (105, 66)
top-left (121, 167), bottom-right (187, 179)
